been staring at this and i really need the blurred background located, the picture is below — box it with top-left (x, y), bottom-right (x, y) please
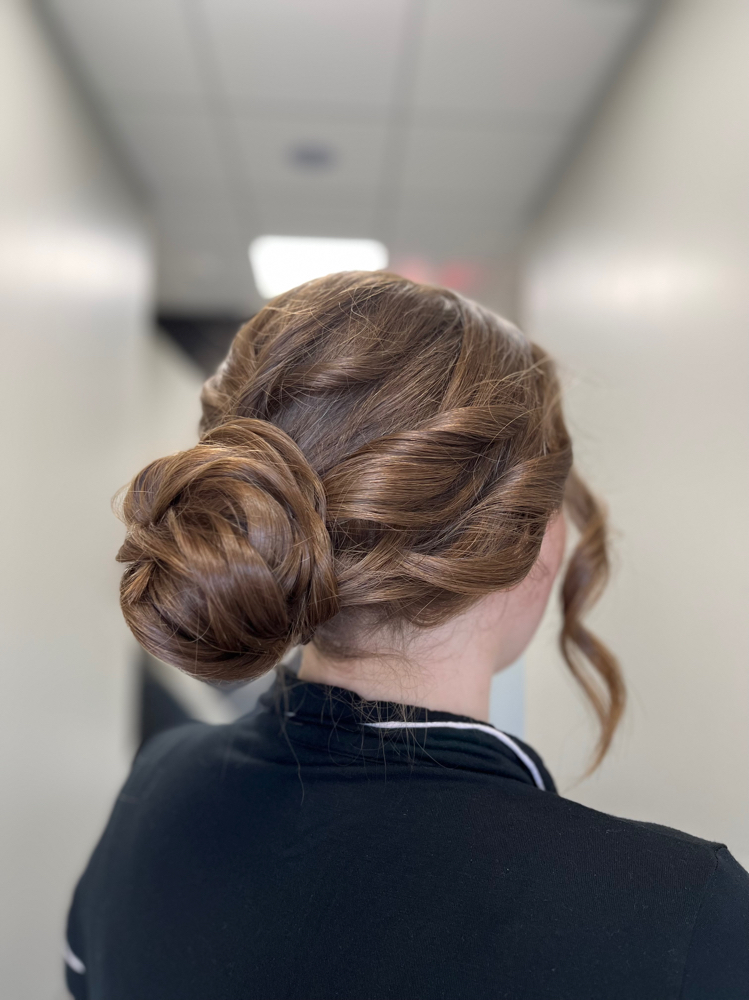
top-left (0, 0), bottom-right (746, 995)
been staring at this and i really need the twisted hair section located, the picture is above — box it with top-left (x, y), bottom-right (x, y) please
top-left (115, 270), bottom-right (624, 768)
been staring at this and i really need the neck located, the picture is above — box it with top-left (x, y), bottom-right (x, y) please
top-left (297, 514), bottom-right (564, 719)
top-left (297, 599), bottom-right (510, 722)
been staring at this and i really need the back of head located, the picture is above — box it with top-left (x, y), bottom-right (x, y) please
top-left (114, 271), bottom-right (624, 769)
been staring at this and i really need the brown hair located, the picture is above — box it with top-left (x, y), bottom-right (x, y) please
top-left (115, 271), bottom-right (625, 770)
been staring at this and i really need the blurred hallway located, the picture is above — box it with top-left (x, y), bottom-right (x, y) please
top-left (0, 1), bottom-right (746, 996)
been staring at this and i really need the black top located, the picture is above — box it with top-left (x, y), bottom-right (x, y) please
top-left (66, 666), bottom-right (749, 1000)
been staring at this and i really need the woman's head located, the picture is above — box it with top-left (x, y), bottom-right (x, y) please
top-left (115, 271), bottom-right (624, 769)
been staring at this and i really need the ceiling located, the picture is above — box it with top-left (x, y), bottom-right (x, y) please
top-left (41, 0), bottom-right (654, 314)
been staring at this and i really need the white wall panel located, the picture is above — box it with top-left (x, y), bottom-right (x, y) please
top-left (0, 2), bottom-right (154, 996)
top-left (522, 0), bottom-right (749, 865)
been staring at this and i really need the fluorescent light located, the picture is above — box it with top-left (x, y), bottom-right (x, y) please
top-left (249, 235), bottom-right (388, 298)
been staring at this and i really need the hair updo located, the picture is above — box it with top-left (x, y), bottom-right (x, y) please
top-left (114, 271), bottom-right (625, 769)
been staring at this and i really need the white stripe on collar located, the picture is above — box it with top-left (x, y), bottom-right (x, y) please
top-left (63, 940), bottom-right (86, 975)
top-left (363, 720), bottom-right (546, 791)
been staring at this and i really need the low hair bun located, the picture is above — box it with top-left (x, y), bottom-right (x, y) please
top-left (114, 418), bottom-right (339, 681)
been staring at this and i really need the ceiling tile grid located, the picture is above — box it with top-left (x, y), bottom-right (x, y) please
top-left (108, 108), bottom-right (229, 195)
top-left (201, 0), bottom-right (411, 110)
top-left (400, 125), bottom-right (570, 203)
top-left (411, 0), bottom-right (648, 122)
top-left (41, 0), bottom-right (654, 311)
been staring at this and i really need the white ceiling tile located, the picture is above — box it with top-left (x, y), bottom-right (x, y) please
top-left (43, 0), bottom-right (203, 103)
top-left (108, 109), bottom-right (227, 196)
top-left (256, 192), bottom-right (378, 239)
top-left (201, 0), bottom-right (410, 110)
top-left (412, 0), bottom-right (647, 124)
top-left (391, 197), bottom-right (521, 258)
top-left (399, 125), bottom-right (569, 217)
top-left (234, 115), bottom-right (388, 195)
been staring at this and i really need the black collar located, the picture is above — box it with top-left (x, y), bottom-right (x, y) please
top-left (256, 665), bottom-right (557, 793)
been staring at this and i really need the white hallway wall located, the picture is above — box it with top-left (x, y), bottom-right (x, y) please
top-left (522, 0), bottom-right (748, 864)
top-left (0, 2), bottom-right (206, 996)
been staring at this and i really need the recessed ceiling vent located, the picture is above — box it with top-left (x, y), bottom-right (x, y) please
top-left (288, 141), bottom-right (337, 171)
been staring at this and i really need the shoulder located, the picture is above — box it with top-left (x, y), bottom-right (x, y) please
top-left (679, 845), bottom-right (749, 998)
top-left (530, 794), bottom-right (749, 994)
top-left (130, 718), bottom-right (231, 780)
top-left (122, 716), bottom-right (252, 810)
top-left (75, 717), bottom-right (262, 895)
top-left (549, 797), bottom-right (749, 947)
top-left (66, 717), bottom-right (255, 991)
top-left (523, 787), bottom-right (747, 899)
top-left (542, 787), bottom-right (732, 858)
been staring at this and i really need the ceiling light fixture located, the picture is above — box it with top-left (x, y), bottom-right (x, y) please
top-left (249, 235), bottom-right (388, 299)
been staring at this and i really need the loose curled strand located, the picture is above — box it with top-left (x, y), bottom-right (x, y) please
top-left (561, 468), bottom-right (626, 774)
top-left (115, 271), bottom-right (625, 769)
